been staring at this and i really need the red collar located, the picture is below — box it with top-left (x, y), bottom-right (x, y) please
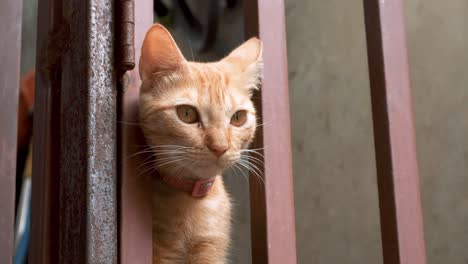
top-left (156, 173), bottom-right (216, 198)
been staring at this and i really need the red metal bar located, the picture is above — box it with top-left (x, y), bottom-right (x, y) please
top-left (0, 0), bottom-right (23, 262)
top-left (244, 1), bottom-right (297, 263)
top-left (119, 0), bottom-right (153, 263)
top-left (362, 1), bottom-right (427, 263)
top-left (30, 1), bottom-right (62, 262)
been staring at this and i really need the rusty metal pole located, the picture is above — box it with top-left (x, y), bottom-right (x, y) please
top-left (244, 1), bottom-right (298, 263)
top-left (0, 0), bottom-right (23, 263)
top-left (363, 0), bottom-right (427, 263)
top-left (58, 0), bottom-right (117, 262)
top-left (30, 0), bottom-right (118, 263)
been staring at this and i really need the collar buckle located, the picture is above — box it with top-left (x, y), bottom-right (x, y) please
top-left (191, 178), bottom-right (215, 197)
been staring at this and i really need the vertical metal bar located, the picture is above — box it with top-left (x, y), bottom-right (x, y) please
top-left (244, 1), bottom-right (297, 264)
top-left (119, 0), bottom-right (153, 263)
top-left (0, 0), bottom-right (23, 262)
top-left (30, 0), bottom-right (62, 263)
top-left (58, 0), bottom-right (117, 262)
top-left (31, 0), bottom-right (117, 263)
top-left (362, 1), bottom-right (427, 263)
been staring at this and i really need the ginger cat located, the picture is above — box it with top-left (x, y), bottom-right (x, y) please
top-left (138, 24), bottom-right (262, 264)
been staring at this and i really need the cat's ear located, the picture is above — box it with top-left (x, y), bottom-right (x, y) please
top-left (223, 37), bottom-right (263, 90)
top-left (139, 24), bottom-right (187, 81)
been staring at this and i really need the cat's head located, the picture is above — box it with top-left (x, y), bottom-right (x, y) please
top-left (139, 24), bottom-right (262, 179)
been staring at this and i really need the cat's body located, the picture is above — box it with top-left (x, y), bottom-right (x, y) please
top-left (138, 24), bottom-right (262, 264)
top-left (152, 178), bottom-right (231, 263)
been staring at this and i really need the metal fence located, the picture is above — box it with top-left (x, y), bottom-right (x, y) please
top-left (0, 0), bottom-right (426, 263)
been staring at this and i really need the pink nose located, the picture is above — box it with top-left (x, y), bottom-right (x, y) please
top-left (207, 145), bottom-right (229, 157)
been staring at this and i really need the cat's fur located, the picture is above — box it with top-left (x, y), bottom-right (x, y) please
top-left (139, 24), bottom-right (262, 264)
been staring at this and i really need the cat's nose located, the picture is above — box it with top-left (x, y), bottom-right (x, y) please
top-left (207, 144), bottom-right (230, 157)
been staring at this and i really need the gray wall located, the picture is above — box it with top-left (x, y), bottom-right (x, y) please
top-left (406, 1), bottom-right (468, 263)
top-left (286, 0), bottom-right (468, 263)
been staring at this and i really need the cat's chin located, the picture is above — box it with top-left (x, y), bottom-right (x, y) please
top-left (185, 161), bottom-right (236, 179)
top-left (192, 165), bottom-right (226, 178)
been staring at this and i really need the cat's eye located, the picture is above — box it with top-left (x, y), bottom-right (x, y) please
top-left (176, 105), bottom-right (199, 124)
top-left (230, 110), bottom-right (247, 127)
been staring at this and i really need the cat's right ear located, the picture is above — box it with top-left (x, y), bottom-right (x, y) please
top-left (139, 24), bottom-right (187, 81)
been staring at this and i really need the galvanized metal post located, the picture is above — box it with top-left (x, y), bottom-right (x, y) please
top-left (363, 0), bottom-right (427, 263)
top-left (30, 0), bottom-right (118, 263)
top-left (244, 1), bottom-right (298, 263)
top-left (0, 0), bottom-right (23, 263)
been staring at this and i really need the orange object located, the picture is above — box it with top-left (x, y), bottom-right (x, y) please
top-left (17, 69), bottom-right (35, 150)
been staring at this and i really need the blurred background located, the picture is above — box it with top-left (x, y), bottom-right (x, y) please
top-left (17, 0), bottom-right (468, 263)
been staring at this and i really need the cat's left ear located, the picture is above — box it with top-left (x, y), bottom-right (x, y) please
top-left (139, 24), bottom-right (187, 81)
top-left (223, 37), bottom-right (263, 90)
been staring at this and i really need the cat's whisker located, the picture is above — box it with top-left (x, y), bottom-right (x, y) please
top-left (155, 155), bottom-right (185, 161)
top-left (137, 157), bottom-right (186, 178)
top-left (241, 159), bottom-right (264, 183)
top-left (246, 162), bottom-right (265, 176)
top-left (136, 156), bottom-right (158, 170)
top-left (166, 161), bottom-right (185, 179)
top-left (132, 144), bottom-right (187, 148)
top-left (150, 149), bottom-right (191, 155)
top-left (150, 151), bottom-right (190, 156)
top-left (156, 158), bottom-right (187, 169)
top-left (148, 144), bottom-right (194, 149)
top-left (226, 165), bottom-right (241, 185)
top-left (127, 144), bottom-right (189, 157)
top-left (130, 144), bottom-right (192, 153)
top-left (242, 158), bottom-right (264, 175)
top-left (241, 147), bottom-right (265, 152)
top-left (187, 39), bottom-right (196, 62)
top-left (237, 162), bottom-right (262, 194)
top-left (137, 163), bottom-right (160, 178)
top-left (168, 159), bottom-right (196, 180)
top-left (256, 122), bottom-right (269, 128)
top-left (117, 121), bottom-right (142, 126)
top-left (245, 155), bottom-right (264, 165)
top-left (135, 151), bottom-right (158, 164)
top-left (127, 149), bottom-right (187, 160)
top-left (240, 152), bottom-right (265, 162)
top-left (137, 155), bottom-right (185, 170)
top-left (241, 150), bottom-right (264, 156)
top-left (241, 154), bottom-right (264, 165)
top-left (237, 159), bottom-right (264, 187)
top-left (126, 149), bottom-right (159, 159)
top-left (232, 163), bottom-right (249, 186)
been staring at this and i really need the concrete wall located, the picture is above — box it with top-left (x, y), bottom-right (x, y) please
top-left (286, 0), bottom-right (468, 263)
top-left (405, 1), bottom-right (468, 263)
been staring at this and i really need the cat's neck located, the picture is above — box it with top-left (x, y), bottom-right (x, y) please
top-left (155, 168), bottom-right (223, 197)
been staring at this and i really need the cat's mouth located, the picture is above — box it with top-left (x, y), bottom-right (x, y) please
top-left (147, 145), bottom-right (242, 177)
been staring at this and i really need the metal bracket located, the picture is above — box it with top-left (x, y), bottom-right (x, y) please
top-left (117, 0), bottom-right (135, 73)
